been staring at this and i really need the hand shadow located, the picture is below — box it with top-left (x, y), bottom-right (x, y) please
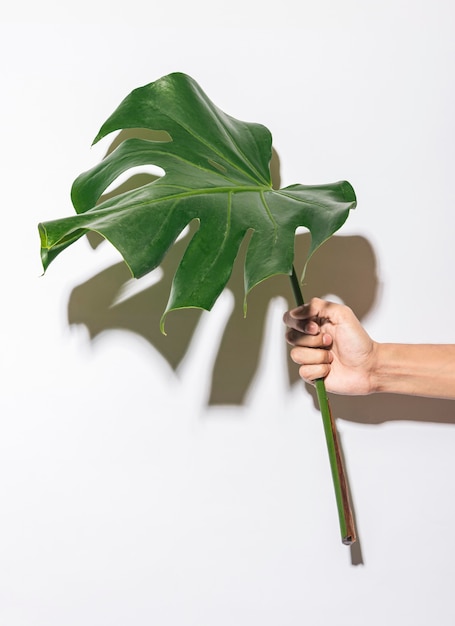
top-left (207, 231), bottom-right (378, 404)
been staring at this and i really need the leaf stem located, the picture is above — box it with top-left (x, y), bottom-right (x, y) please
top-left (290, 266), bottom-right (356, 545)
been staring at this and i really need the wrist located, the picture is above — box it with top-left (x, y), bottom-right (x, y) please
top-left (367, 341), bottom-right (385, 394)
top-left (368, 342), bottom-right (393, 394)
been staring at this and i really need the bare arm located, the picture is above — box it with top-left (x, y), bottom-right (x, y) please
top-left (283, 298), bottom-right (455, 400)
top-left (370, 343), bottom-right (455, 398)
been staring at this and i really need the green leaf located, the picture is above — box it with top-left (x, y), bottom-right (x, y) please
top-left (38, 72), bottom-right (356, 331)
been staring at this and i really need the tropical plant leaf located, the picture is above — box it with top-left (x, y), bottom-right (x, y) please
top-left (38, 72), bottom-right (356, 331)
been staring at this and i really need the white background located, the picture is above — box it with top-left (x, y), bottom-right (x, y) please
top-left (1, 2), bottom-right (455, 624)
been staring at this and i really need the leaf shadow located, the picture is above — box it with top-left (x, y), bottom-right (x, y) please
top-left (67, 143), bottom-right (380, 405)
top-left (68, 228), bottom-right (380, 398)
top-left (70, 134), bottom-right (379, 407)
top-left (66, 133), bottom-right (454, 568)
top-left (207, 230), bottom-right (379, 404)
top-left (73, 132), bottom-right (455, 428)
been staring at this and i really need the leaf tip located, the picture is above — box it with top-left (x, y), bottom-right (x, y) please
top-left (91, 132), bottom-right (103, 147)
top-left (159, 315), bottom-right (167, 336)
top-left (38, 223), bottom-right (50, 273)
top-left (341, 180), bottom-right (357, 207)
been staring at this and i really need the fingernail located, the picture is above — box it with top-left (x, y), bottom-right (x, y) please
top-left (304, 321), bottom-right (319, 334)
top-left (322, 333), bottom-right (332, 346)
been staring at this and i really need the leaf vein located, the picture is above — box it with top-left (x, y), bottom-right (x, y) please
top-left (94, 186), bottom-right (270, 214)
top-left (260, 191), bottom-right (279, 243)
top-left (164, 114), bottom-right (267, 186)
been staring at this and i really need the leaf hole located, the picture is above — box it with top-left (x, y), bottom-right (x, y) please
top-left (104, 128), bottom-right (172, 157)
top-left (101, 165), bottom-right (165, 197)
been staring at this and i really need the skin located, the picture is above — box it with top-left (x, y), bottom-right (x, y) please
top-left (283, 298), bottom-right (455, 400)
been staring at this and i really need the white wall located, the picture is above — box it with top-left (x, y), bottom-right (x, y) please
top-left (2, 2), bottom-right (455, 624)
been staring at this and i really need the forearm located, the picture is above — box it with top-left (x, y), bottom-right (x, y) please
top-left (371, 343), bottom-right (455, 399)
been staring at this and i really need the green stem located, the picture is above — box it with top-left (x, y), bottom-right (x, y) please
top-left (290, 267), bottom-right (356, 545)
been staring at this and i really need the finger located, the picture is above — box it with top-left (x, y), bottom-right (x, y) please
top-left (286, 329), bottom-right (319, 346)
top-left (283, 313), bottom-right (321, 335)
top-left (290, 346), bottom-right (333, 366)
top-left (298, 363), bottom-right (331, 383)
top-left (283, 297), bottom-right (337, 333)
top-left (285, 298), bottom-right (328, 321)
top-left (283, 308), bottom-right (311, 330)
top-left (285, 304), bottom-right (311, 319)
top-left (286, 330), bottom-right (333, 348)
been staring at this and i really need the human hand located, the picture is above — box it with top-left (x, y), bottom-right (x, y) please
top-left (283, 297), bottom-right (378, 395)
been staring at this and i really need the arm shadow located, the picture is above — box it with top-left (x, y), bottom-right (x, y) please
top-left (320, 391), bottom-right (455, 426)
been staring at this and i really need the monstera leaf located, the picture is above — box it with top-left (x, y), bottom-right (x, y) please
top-left (38, 72), bottom-right (358, 545)
top-left (38, 72), bottom-right (356, 331)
